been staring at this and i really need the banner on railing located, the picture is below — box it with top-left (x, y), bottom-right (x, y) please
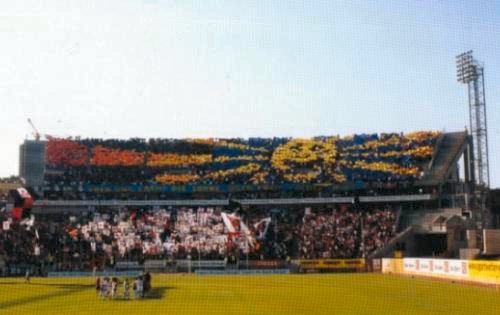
top-left (249, 260), bottom-right (287, 269)
top-left (468, 260), bottom-right (500, 282)
top-left (402, 258), bottom-right (468, 277)
top-left (42, 182), bottom-right (356, 193)
top-left (382, 258), bottom-right (500, 284)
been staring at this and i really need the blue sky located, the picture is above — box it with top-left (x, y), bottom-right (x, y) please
top-left (0, 1), bottom-right (499, 187)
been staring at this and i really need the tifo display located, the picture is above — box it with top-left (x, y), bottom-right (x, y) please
top-left (44, 131), bottom-right (440, 186)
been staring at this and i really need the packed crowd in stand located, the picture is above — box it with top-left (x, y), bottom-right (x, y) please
top-left (362, 209), bottom-right (398, 255)
top-left (1, 131), bottom-right (434, 274)
top-left (75, 209), bottom-right (174, 261)
top-left (64, 207), bottom-right (279, 263)
top-left (173, 208), bottom-right (227, 259)
top-left (0, 205), bottom-right (396, 274)
top-left (42, 131), bottom-right (440, 194)
top-left (298, 207), bottom-right (396, 259)
top-left (0, 218), bottom-right (41, 267)
top-left (299, 209), bottom-right (361, 259)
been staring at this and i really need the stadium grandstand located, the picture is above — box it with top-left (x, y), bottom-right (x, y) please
top-left (2, 128), bottom-right (490, 276)
top-left (2, 3), bottom-right (500, 314)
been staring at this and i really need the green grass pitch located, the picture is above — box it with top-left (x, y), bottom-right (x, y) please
top-left (0, 273), bottom-right (499, 315)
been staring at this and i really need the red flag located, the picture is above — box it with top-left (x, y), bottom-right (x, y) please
top-left (11, 207), bottom-right (23, 220)
top-left (17, 188), bottom-right (33, 208)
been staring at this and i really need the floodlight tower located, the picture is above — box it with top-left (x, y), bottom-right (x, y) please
top-left (456, 50), bottom-right (490, 227)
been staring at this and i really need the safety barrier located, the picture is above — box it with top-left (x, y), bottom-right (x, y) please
top-left (238, 260), bottom-right (287, 269)
top-left (144, 260), bottom-right (167, 272)
top-left (47, 271), bottom-right (141, 278)
top-left (298, 259), bottom-right (365, 271)
top-left (115, 261), bottom-right (143, 270)
top-left (176, 260), bottom-right (226, 272)
top-left (196, 269), bottom-right (290, 275)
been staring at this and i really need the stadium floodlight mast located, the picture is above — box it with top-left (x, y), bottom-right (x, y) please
top-left (456, 50), bottom-right (490, 227)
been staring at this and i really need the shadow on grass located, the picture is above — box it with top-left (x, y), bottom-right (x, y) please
top-left (0, 284), bottom-right (90, 310)
top-left (148, 286), bottom-right (175, 299)
top-left (0, 282), bottom-right (176, 309)
top-left (0, 282), bottom-right (93, 289)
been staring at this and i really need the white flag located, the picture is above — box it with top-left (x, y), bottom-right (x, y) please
top-left (254, 218), bottom-right (272, 240)
top-left (221, 212), bottom-right (241, 233)
top-left (21, 215), bottom-right (35, 230)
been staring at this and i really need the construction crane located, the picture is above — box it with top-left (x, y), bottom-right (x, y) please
top-left (27, 118), bottom-right (41, 141)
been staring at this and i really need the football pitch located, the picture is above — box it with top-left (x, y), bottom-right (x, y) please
top-left (0, 273), bottom-right (499, 315)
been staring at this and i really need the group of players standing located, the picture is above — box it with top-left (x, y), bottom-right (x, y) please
top-left (96, 273), bottom-right (152, 300)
